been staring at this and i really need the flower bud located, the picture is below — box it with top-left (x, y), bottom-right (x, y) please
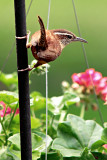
top-left (62, 81), bottom-right (70, 89)
top-left (71, 83), bottom-right (79, 90)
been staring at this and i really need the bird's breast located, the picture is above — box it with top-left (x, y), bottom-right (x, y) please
top-left (31, 46), bottom-right (39, 60)
top-left (31, 30), bottom-right (62, 62)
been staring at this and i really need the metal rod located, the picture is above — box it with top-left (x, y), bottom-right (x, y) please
top-left (45, 0), bottom-right (51, 160)
top-left (14, 0), bottom-right (32, 160)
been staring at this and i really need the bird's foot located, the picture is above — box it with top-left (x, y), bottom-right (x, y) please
top-left (18, 65), bottom-right (33, 72)
top-left (26, 30), bottom-right (32, 48)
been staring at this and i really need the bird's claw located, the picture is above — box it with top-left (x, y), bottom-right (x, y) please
top-left (18, 66), bottom-right (33, 72)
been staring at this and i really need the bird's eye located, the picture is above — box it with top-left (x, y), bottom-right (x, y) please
top-left (67, 35), bottom-right (72, 39)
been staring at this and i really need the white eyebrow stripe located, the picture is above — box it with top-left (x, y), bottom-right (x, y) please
top-left (54, 32), bottom-right (72, 36)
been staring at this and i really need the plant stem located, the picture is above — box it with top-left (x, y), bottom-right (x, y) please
top-left (3, 104), bottom-right (8, 121)
top-left (59, 111), bottom-right (66, 123)
top-left (80, 104), bottom-right (85, 119)
top-left (0, 138), bottom-right (5, 144)
top-left (8, 102), bottom-right (19, 129)
top-left (31, 108), bottom-right (35, 118)
top-left (50, 115), bottom-right (55, 128)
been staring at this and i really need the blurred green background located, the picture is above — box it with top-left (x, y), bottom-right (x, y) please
top-left (0, 0), bottom-right (107, 124)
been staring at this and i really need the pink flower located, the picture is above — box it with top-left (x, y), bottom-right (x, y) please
top-left (72, 73), bottom-right (82, 85)
top-left (0, 101), bottom-right (19, 117)
top-left (85, 68), bottom-right (95, 75)
top-left (103, 144), bottom-right (107, 149)
top-left (0, 101), bottom-right (11, 117)
top-left (72, 68), bottom-right (102, 88)
top-left (95, 77), bottom-right (107, 95)
top-left (100, 86), bottom-right (107, 101)
top-left (15, 108), bottom-right (19, 115)
top-left (71, 68), bottom-right (107, 102)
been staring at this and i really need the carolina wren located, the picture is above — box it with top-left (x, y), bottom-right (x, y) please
top-left (19, 16), bottom-right (88, 71)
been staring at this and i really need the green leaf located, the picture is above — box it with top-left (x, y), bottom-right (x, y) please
top-left (8, 146), bottom-right (41, 160)
top-left (7, 145), bottom-right (20, 160)
top-left (67, 114), bottom-right (103, 149)
top-left (32, 96), bottom-right (46, 110)
top-left (91, 140), bottom-right (105, 151)
top-left (8, 133), bottom-right (44, 160)
top-left (0, 148), bottom-right (13, 160)
top-left (101, 128), bottom-right (107, 143)
top-left (8, 133), bottom-right (20, 149)
top-left (9, 115), bottom-right (20, 133)
top-left (48, 125), bottom-right (57, 139)
top-left (80, 148), bottom-right (95, 160)
top-left (39, 152), bottom-right (63, 160)
top-left (52, 114), bottom-right (103, 158)
top-left (7, 132), bottom-right (51, 160)
top-left (48, 92), bottom-right (80, 115)
top-left (9, 102), bottom-right (19, 110)
top-left (0, 91), bottom-right (18, 105)
top-left (104, 122), bottom-right (107, 128)
top-left (32, 131), bottom-right (52, 152)
top-left (31, 117), bottom-right (41, 129)
top-left (90, 128), bottom-right (107, 151)
top-left (31, 91), bottom-right (42, 97)
top-left (30, 92), bottom-right (46, 111)
top-left (8, 133), bottom-right (43, 150)
top-left (0, 72), bottom-right (18, 89)
top-left (9, 114), bottom-right (40, 134)
top-left (32, 133), bottom-right (43, 150)
top-left (32, 150), bottom-right (41, 160)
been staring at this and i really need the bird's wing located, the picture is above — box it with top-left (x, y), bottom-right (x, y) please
top-left (38, 16), bottom-right (48, 50)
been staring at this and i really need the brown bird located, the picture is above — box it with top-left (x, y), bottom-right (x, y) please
top-left (19, 16), bottom-right (87, 71)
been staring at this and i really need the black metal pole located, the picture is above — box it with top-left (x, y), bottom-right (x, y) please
top-left (14, 1), bottom-right (32, 160)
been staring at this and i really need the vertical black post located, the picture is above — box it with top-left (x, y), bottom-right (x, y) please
top-left (14, 1), bottom-right (32, 160)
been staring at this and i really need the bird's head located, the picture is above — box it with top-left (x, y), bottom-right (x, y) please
top-left (53, 29), bottom-right (88, 48)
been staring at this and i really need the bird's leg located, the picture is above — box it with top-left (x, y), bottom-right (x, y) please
top-left (18, 61), bottom-right (46, 72)
top-left (18, 65), bottom-right (33, 72)
top-left (18, 31), bottom-right (32, 72)
top-left (26, 30), bottom-right (32, 48)
top-left (33, 61), bottom-right (46, 68)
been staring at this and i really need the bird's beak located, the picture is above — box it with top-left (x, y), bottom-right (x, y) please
top-left (73, 37), bottom-right (88, 43)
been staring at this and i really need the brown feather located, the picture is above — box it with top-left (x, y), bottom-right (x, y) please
top-left (38, 16), bottom-right (48, 49)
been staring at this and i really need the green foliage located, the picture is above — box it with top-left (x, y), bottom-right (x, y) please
top-left (0, 148), bottom-right (13, 160)
top-left (30, 91), bottom-right (46, 111)
top-left (0, 72), bottom-right (18, 91)
top-left (7, 133), bottom-right (42, 160)
top-left (48, 91), bottom-right (80, 115)
top-left (101, 128), bottom-right (107, 143)
top-left (0, 71), bottom-right (106, 159)
top-left (0, 90), bottom-right (18, 105)
top-left (7, 133), bottom-right (52, 160)
top-left (29, 60), bottom-right (50, 76)
top-left (52, 114), bottom-right (106, 159)
top-left (92, 152), bottom-right (107, 160)
top-left (39, 152), bottom-right (63, 160)
top-left (31, 117), bottom-right (41, 129)
top-left (32, 131), bottom-right (52, 152)
top-left (9, 115), bottom-right (20, 133)
top-left (9, 115), bottom-right (41, 134)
